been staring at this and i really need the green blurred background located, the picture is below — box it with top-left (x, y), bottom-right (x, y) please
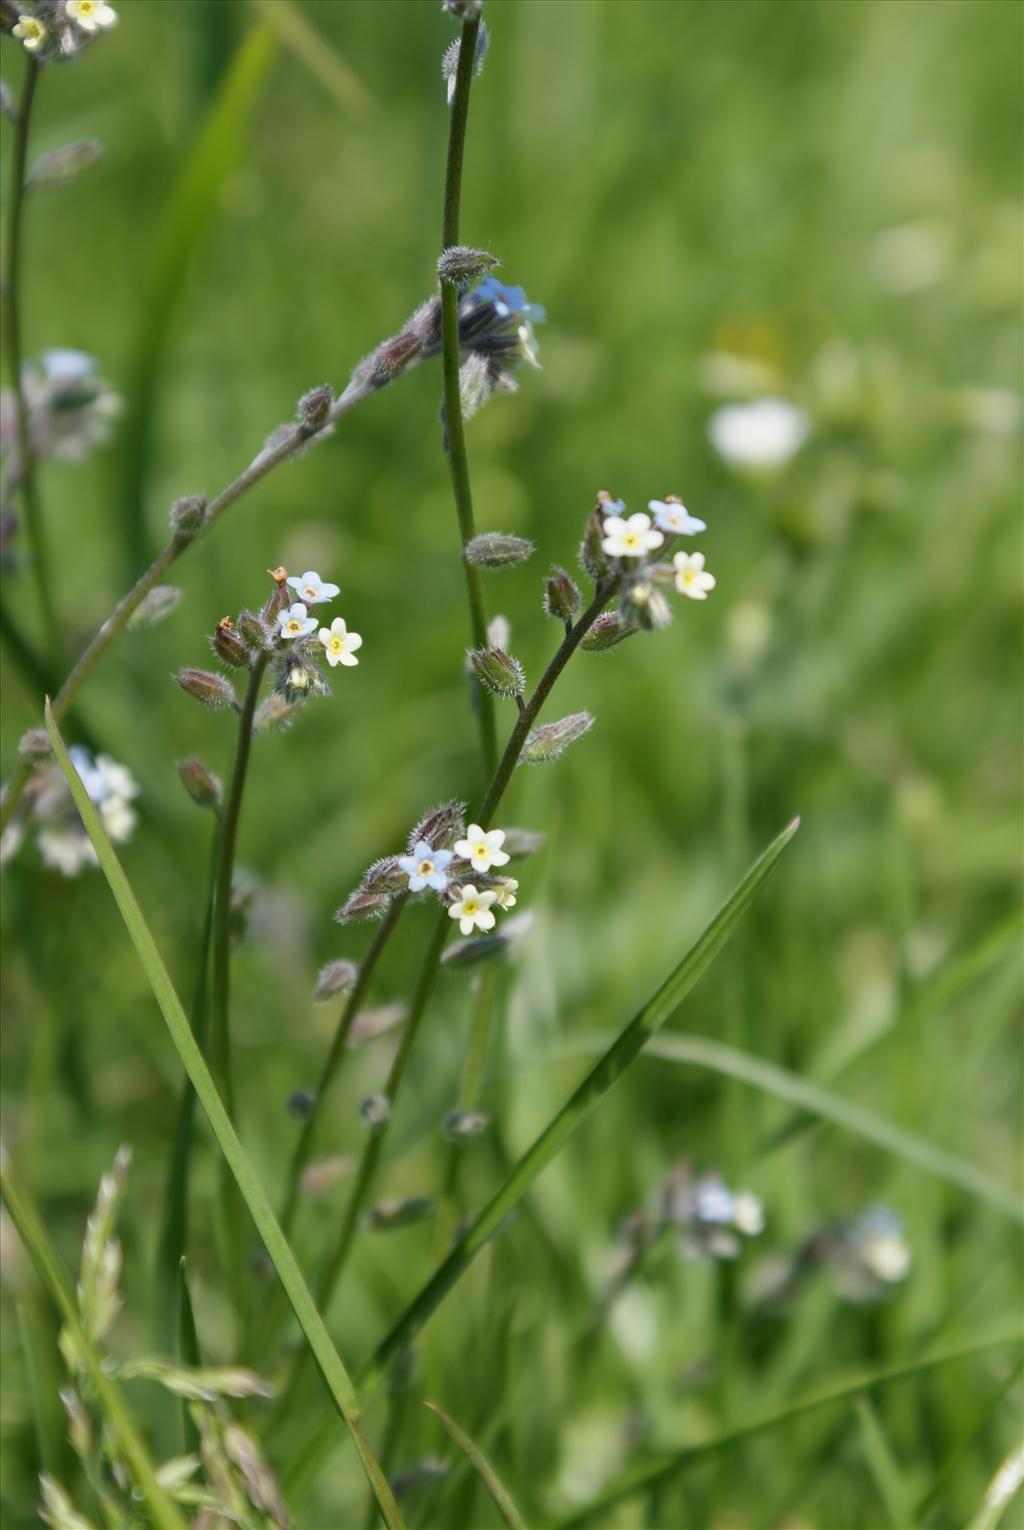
top-left (1, 1), bottom-right (1021, 1526)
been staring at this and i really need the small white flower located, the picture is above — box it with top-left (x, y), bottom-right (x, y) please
top-left (277, 602), bottom-right (318, 641)
top-left (648, 499), bottom-right (707, 536)
top-left (695, 1180), bottom-right (735, 1225)
top-left (13, 15), bottom-right (47, 50)
top-left (732, 1191), bottom-right (765, 1237)
top-left (708, 398), bottom-right (810, 470)
top-left (41, 350), bottom-right (95, 383)
top-left (100, 797), bottom-right (137, 843)
top-left (397, 841), bottom-right (453, 893)
top-left (673, 551), bottom-right (716, 601)
top-left (66, 0), bottom-right (118, 32)
top-left (94, 754), bottom-right (139, 803)
top-left (493, 877), bottom-right (518, 910)
top-left (448, 884), bottom-right (498, 936)
top-left (601, 512), bottom-right (664, 559)
top-left (318, 616), bottom-right (363, 667)
top-left (862, 1230), bottom-right (912, 1283)
top-left (453, 824), bottom-right (510, 873)
top-left (38, 829), bottom-right (96, 877)
top-left (286, 570), bottom-right (340, 606)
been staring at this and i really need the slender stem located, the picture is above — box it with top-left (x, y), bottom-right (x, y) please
top-left (362, 1388), bottom-right (409, 1530)
top-left (211, 653), bottom-right (269, 1110)
top-left (0, 377), bottom-right (374, 837)
top-left (2, 57), bottom-right (59, 663)
top-left (440, 14), bottom-right (497, 780)
top-left (433, 963), bottom-right (496, 1260)
top-left (278, 896), bottom-right (407, 1238)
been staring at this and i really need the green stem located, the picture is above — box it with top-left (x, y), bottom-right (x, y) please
top-left (440, 14), bottom-right (496, 780)
top-left (2, 57), bottom-right (59, 664)
top-left (362, 1388), bottom-right (409, 1530)
top-left (0, 1153), bottom-right (186, 1530)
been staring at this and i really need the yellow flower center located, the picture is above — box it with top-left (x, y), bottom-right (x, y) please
top-left (286, 620), bottom-right (302, 634)
top-left (303, 585), bottom-right (317, 599)
top-left (622, 533), bottom-right (641, 551)
top-left (681, 569), bottom-right (695, 587)
top-left (329, 635), bottom-right (343, 652)
top-left (473, 843), bottom-right (488, 858)
top-left (463, 898), bottom-right (478, 915)
top-left (418, 859), bottom-right (434, 876)
top-left (78, 1), bottom-right (96, 12)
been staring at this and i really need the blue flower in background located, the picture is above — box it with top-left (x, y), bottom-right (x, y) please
top-left (470, 275), bottom-right (547, 326)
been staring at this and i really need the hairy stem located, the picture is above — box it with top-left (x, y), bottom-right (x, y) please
top-left (2, 57), bottom-right (59, 663)
top-left (440, 14), bottom-right (497, 780)
top-left (0, 376), bottom-right (375, 837)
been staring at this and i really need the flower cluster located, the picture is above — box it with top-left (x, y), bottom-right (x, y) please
top-left (829, 1204), bottom-right (912, 1303)
top-left (4, 744), bottom-right (139, 878)
top-left (0, 350), bottom-right (121, 476)
top-left (10, 0), bottom-right (118, 61)
top-left (662, 1167), bottom-right (765, 1262)
top-left (585, 489), bottom-right (716, 633)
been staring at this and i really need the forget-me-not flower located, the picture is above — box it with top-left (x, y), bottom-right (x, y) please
top-left (398, 841), bottom-right (454, 893)
top-left (278, 602), bottom-right (318, 640)
top-left (287, 570), bottom-right (340, 606)
top-left (448, 885), bottom-right (498, 936)
top-left (318, 617), bottom-right (363, 667)
top-left (601, 513), bottom-right (664, 560)
top-left (454, 824), bottom-right (510, 873)
top-left (649, 498), bottom-right (707, 536)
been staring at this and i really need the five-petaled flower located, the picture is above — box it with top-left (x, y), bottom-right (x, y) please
top-left (286, 570), bottom-right (339, 605)
top-left (454, 824), bottom-right (510, 873)
top-left (318, 617), bottom-right (363, 668)
top-left (472, 276), bottom-right (546, 326)
top-left (278, 602), bottom-right (318, 640)
top-left (673, 551), bottom-right (716, 601)
top-left (649, 498), bottom-right (707, 537)
top-left (601, 513), bottom-right (664, 559)
top-left (448, 885), bottom-right (497, 935)
top-left (493, 877), bottom-right (518, 909)
top-left (66, 0), bottom-right (119, 31)
top-left (13, 15), bottom-right (47, 50)
top-left (398, 841), bottom-right (453, 893)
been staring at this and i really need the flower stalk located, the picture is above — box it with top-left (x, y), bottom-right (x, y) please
top-left (2, 55), bottom-right (59, 663)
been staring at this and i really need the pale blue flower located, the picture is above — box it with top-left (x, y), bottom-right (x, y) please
top-left (471, 276), bottom-right (546, 325)
top-left (286, 570), bottom-right (340, 605)
top-left (398, 840), bottom-right (454, 892)
top-left (649, 499), bottom-right (707, 536)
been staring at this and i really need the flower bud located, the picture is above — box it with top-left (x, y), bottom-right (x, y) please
top-left (177, 756), bottom-right (222, 812)
top-left (28, 140), bottom-right (103, 189)
top-left (622, 580), bottom-right (672, 632)
top-left (362, 1196), bottom-right (433, 1232)
top-left (469, 645), bottom-right (525, 699)
top-left (487, 613), bottom-right (511, 649)
top-left (314, 959), bottom-right (359, 1002)
top-left (297, 383), bottom-right (333, 428)
top-left (278, 653), bottom-right (330, 703)
top-left (286, 1089), bottom-right (316, 1121)
top-left (236, 609), bottom-right (274, 651)
top-left (348, 1001), bottom-right (406, 1046)
top-left (18, 727), bottom-right (51, 758)
top-left (463, 532), bottom-right (534, 568)
top-left (580, 509), bottom-right (610, 581)
top-left (370, 330), bottom-right (423, 389)
top-left (335, 888), bottom-right (391, 924)
top-left (443, 1109), bottom-right (490, 1143)
top-left (361, 856), bottom-right (407, 894)
top-left (543, 565), bottom-right (581, 624)
top-left (442, 932), bottom-right (509, 969)
top-left (409, 800), bottom-right (465, 852)
top-left (360, 1093), bottom-right (392, 1131)
top-left (521, 710), bottom-right (594, 764)
top-left (174, 668), bottom-right (236, 710)
top-left (581, 612), bottom-right (641, 652)
top-left (211, 617), bottom-right (249, 669)
top-left (129, 585), bottom-right (182, 629)
top-left (500, 826), bottom-right (546, 858)
top-left (261, 570), bottom-right (290, 625)
top-left (438, 245), bottom-right (500, 288)
top-left (169, 495), bottom-right (207, 539)
top-left (254, 693), bottom-right (294, 733)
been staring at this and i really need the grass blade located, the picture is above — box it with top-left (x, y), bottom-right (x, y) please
top-left (43, 701), bottom-right (407, 1530)
top-left (176, 1259), bottom-right (201, 1454)
top-left (913, 1352), bottom-right (1024, 1521)
top-left (360, 816), bottom-right (800, 1394)
top-left (855, 1395), bottom-right (917, 1528)
top-left (553, 1031), bottom-right (1022, 1220)
top-left (966, 1446), bottom-right (1024, 1530)
top-left (0, 1152), bottom-right (186, 1530)
top-left (548, 1332), bottom-right (1023, 1529)
top-left (426, 1400), bottom-right (527, 1530)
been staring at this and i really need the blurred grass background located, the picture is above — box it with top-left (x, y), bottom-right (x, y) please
top-left (1, 1), bottom-right (1021, 1526)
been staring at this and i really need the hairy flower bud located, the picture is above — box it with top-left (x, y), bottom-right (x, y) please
top-left (261, 574), bottom-right (290, 625)
top-left (297, 383), bottom-right (333, 428)
top-left (500, 826), bottom-right (546, 858)
top-left (442, 24), bottom-right (489, 105)
top-left (236, 609), bottom-right (273, 651)
top-left (314, 959), bottom-right (359, 1002)
top-left (543, 565), bottom-right (581, 625)
top-left (622, 580), bottom-right (672, 632)
top-left (286, 1089), bottom-right (316, 1121)
top-left (580, 509), bottom-right (611, 581)
top-left (363, 1196), bottom-right (433, 1231)
top-left (211, 617), bottom-right (249, 669)
top-left (254, 693), bottom-right (295, 733)
top-left (469, 645), bottom-right (525, 699)
top-left (18, 727), bottom-right (51, 758)
top-left (438, 244), bottom-right (500, 289)
top-left (335, 888), bottom-right (391, 924)
top-left (360, 1093), bottom-right (392, 1131)
top-left (28, 139), bottom-right (103, 189)
top-left (169, 494), bottom-right (207, 539)
top-left (174, 668), bottom-right (236, 710)
top-left (128, 585), bottom-right (182, 629)
top-left (348, 1001), bottom-right (406, 1046)
top-left (177, 756), bottom-right (222, 811)
top-left (581, 612), bottom-right (641, 652)
top-left (443, 1109), bottom-right (490, 1142)
top-left (463, 532), bottom-right (534, 568)
top-left (521, 710), bottom-right (595, 764)
top-left (409, 799), bottom-right (465, 852)
top-left (442, 932), bottom-right (510, 969)
top-left (277, 651), bottom-right (330, 703)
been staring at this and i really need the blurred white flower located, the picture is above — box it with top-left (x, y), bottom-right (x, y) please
top-left (66, 0), bottom-right (119, 32)
top-left (277, 603), bottom-right (317, 641)
top-left (673, 551), bottom-right (716, 601)
top-left (448, 885), bottom-right (497, 935)
top-left (649, 498), bottom-right (706, 536)
top-left (13, 15), bottom-right (47, 51)
top-left (454, 824), bottom-right (509, 873)
top-left (493, 877), bottom-right (518, 909)
top-left (318, 616), bottom-right (362, 667)
top-left (708, 397), bottom-right (810, 469)
top-left (286, 570), bottom-right (339, 606)
top-left (733, 1190), bottom-right (765, 1236)
top-left (601, 513), bottom-right (664, 559)
top-left (38, 828), bottom-right (96, 877)
top-left (1, 352), bottom-right (122, 468)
